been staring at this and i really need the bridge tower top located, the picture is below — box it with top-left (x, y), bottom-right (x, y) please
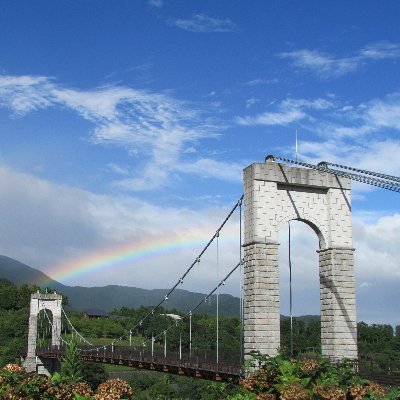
top-left (243, 160), bottom-right (352, 250)
top-left (29, 291), bottom-right (63, 316)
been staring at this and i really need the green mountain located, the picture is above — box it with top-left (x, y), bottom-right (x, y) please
top-left (0, 255), bottom-right (320, 322)
top-left (0, 255), bottom-right (240, 316)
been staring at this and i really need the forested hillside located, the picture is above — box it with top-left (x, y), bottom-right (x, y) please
top-left (1, 278), bottom-right (400, 371)
top-left (0, 255), bottom-right (240, 315)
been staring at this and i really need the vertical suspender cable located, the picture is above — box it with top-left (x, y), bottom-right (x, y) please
top-left (189, 311), bottom-right (192, 358)
top-left (288, 221), bottom-right (293, 357)
top-left (239, 198), bottom-right (243, 364)
top-left (179, 332), bottom-right (182, 360)
top-left (216, 232), bottom-right (219, 365)
top-left (164, 330), bottom-right (167, 358)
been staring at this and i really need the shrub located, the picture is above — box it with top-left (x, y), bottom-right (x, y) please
top-left (0, 363), bottom-right (25, 374)
top-left (347, 382), bottom-right (385, 399)
top-left (94, 378), bottom-right (134, 399)
top-left (312, 383), bottom-right (346, 400)
top-left (279, 382), bottom-right (310, 400)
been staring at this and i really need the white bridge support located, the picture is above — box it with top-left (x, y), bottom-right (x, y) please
top-left (243, 160), bottom-right (357, 361)
top-left (24, 292), bottom-right (62, 376)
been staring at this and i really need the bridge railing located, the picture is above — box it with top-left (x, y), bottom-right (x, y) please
top-left (35, 344), bottom-right (241, 375)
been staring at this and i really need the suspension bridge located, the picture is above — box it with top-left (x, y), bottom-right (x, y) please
top-left (22, 157), bottom-right (399, 380)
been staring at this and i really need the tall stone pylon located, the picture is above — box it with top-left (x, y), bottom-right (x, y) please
top-left (243, 159), bottom-right (357, 361)
top-left (24, 292), bottom-right (62, 375)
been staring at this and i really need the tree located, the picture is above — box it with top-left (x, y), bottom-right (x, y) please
top-left (61, 340), bottom-right (83, 382)
top-left (80, 361), bottom-right (108, 389)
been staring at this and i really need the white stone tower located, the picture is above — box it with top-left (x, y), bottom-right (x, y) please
top-left (243, 159), bottom-right (357, 361)
top-left (24, 292), bottom-right (62, 375)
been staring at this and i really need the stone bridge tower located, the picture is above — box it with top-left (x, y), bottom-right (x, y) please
top-left (24, 292), bottom-right (62, 375)
top-left (243, 159), bottom-right (357, 361)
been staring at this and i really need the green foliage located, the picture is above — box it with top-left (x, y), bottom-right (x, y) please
top-left (240, 354), bottom-right (400, 400)
top-left (61, 340), bottom-right (83, 383)
top-left (128, 372), bottom-right (251, 400)
top-left (385, 386), bottom-right (400, 400)
top-left (80, 361), bottom-right (108, 389)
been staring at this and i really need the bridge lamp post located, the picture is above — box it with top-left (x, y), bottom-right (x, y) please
top-left (164, 330), bottom-right (167, 358)
top-left (179, 333), bottom-right (182, 361)
top-left (189, 311), bottom-right (192, 357)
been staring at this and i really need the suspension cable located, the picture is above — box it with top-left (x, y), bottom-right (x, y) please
top-left (61, 307), bottom-right (93, 346)
top-left (139, 259), bottom-right (243, 349)
top-left (37, 297), bottom-right (68, 347)
top-left (288, 221), bottom-right (293, 357)
top-left (239, 197), bottom-right (244, 365)
top-left (322, 161), bottom-right (400, 183)
top-left (216, 232), bottom-right (219, 365)
top-left (81, 195), bottom-right (244, 352)
top-left (266, 155), bottom-right (400, 193)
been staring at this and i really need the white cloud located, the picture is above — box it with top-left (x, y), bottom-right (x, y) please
top-left (243, 78), bottom-right (278, 86)
top-left (107, 163), bottom-right (130, 176)
top-left (280, 49), bottom-right (358, 78)
top-left (365, 94), bottom-right (400, 130)
top-left (148, 0), bottom-right (163, 7)
top-left (237, 97), bottom-right (333, 126)
top-left (177, 158), bottom-right (243, 182)
top-left (170, 14), bottom-right (236, 33)
top-left (359, 41), bottom-right (400, 60)
top-left (279, 41), bottom-right (400, 78)
top-left (245, 98), bottom-right (259, 108)
top-left (277, 215), bottom-right (400, 324)
top-left (238, 92), bottom-right (400, 179)
top-left (0, 166), bottom-right (241, 291)
top-left (354, 214), bottom-right (400, 280)
top-left (0, 74), bottom-right (239, 191)
top-left (297, 138), bottom-right (400, 183)
top-left (0, 165), bottom-right (398, 324)
top-left (0, 75), bottom-right (54, 115)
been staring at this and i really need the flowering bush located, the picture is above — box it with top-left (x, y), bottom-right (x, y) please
top-left (93, 378), bottom-right (134, 399)
top-left (0, 365), bottom-right (135, 400)
top-left (279, 382), bottom-right (310, 400)
top-left (347, 382), bottom-right (385, 399)
top-left (0, 363), bottom-right (25, 374)
top-left (312, 383), bottom-right (346, 400)
top-left (239, 355), bottom-right (394, 400)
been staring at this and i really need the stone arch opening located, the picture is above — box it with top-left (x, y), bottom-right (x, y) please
top-left (36, 308), bottom-right (54, 348)
top-left (24, 292), bottom-right (62, 374)
top-left (243, 161), bottom-right (357, 361)
top-left (278, 220), bottom-right (320, 354)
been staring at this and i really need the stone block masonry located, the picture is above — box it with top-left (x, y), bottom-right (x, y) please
top-left (319, 247), bottom-right (357, 360)
top-left (24, 292), bottom-right (62, 376)
top-left (243, 160), bottom-right (357, 361)
top-left (243, 242), bottom-right (280, 356)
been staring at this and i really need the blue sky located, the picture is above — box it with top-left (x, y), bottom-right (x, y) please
top-left (0, 1), bottom-right (399, 324)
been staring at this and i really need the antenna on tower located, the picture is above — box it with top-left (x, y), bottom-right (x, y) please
top-left (295, 128), bottom-right (298, 162)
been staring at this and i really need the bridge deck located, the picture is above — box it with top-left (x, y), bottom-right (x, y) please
top-left (35, 346), bottom-right (241, 382)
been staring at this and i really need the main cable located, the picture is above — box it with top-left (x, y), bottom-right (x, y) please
top-left (85, 195), bottom-right (244, 352)
top-left (266, 155), bottom-right (400, 193)
top-left (139, 259), bottom-right (243, 349)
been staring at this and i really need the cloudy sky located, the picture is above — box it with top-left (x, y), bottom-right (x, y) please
top-left (0, 1), bottom-right (399, 325)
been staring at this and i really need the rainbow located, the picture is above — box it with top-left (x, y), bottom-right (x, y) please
top-left (43, 228), bottom-right (239, 286)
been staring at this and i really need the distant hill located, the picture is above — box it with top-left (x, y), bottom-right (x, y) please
top-left (0, 255), bottom-right (62, 288)
top-left (0, 255), bottom-right (239, 316)
top-left (0, 255), bottom-right (320, 322)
